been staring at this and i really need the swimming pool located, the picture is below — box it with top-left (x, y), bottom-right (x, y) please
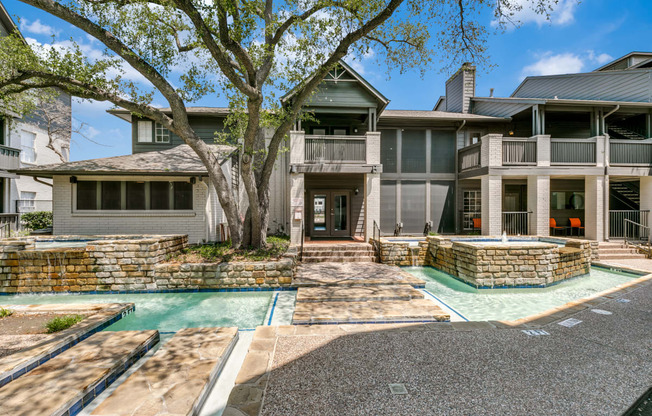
top-left (2, 292), bottom-right (273, 331)
top-left (404, 266), bottom-right (640, 321)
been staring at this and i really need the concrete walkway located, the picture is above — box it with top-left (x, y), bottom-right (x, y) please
top-left (227, 275), bottom-right (652, 416)
top-left (293, 262), bottom-right (424, 287)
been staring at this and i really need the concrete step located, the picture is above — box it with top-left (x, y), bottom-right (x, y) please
top-left (92, 327), bottom-right (238, 416)
top-left (302, 250), bottom-right (375, 257)
top-left (302, 244), bottom-right (374, 252)
top-left (301, 256), bottom-right (377, 263)
top-left (0, 330), bottom-right (159, 416)
top-left (598, 249), bottom-right (640, 255)
top-left (292, 298), bottom-right (449, 324)
top-left (598, 253), bottom-right (647, 260)
top-left (296, 285), bottom-right (424, 303)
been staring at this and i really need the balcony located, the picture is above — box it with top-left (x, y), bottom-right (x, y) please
top-left (458, 134), bottom-right (652, 173)
top-left (0, 145), bottom-right (21, 171)
top-left (304, 135), bottom-right (366, 163)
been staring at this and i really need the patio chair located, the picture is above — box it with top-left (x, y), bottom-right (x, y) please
top-left (472, 218), bottom-right (481, 232)
top-left (569, 218), bottom-right (584, 236)
top-left (549, 218), bottom-right (566, 236)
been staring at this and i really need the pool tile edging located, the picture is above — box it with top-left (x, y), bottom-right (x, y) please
top-left (0, 303), bottom-right (135, 388)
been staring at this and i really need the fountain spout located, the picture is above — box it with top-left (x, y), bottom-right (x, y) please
top-left (501, 231), bottom-right (508, 243)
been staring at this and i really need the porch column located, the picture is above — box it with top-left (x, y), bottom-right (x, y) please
top-left (289, 173), bottom-right (305, 245)
top-left (365, 173), bottom-right (381, 242)
top-left (289, 130), bottom-right (305, 164)
top-left (481, 175), bottom-right (502, 235)
top-left (585, 175), bottom-right (607, 241)
top-left (641, 177), bottom-right (652, 225)
top-left (527, 175), bottom-right (550, 236)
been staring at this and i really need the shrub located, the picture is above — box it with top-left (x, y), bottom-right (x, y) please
top-left (45, 315), bottom-right (83, 333)
top-left (21, 211), bottom-right (53, 230)
top-left (171, 234), bottom-right (290, 263)
top-left (0, 308), bottom-right (13, 318)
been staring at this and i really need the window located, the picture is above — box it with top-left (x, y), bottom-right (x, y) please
top-left (20, 130), bottom-right (36, 163)
top-left (101, 181), bottom-right (121, 210)
top-left (380, 180), bottom-right (396, 233)
top-left (431, 131), bottom-right (456, 173)
top-left (137, 120), bottom-right (153, 143)
top-left (77, 181), bottom-right (98, 210)
top-left (400, 181), bottom-right (426, 234)
top-left (462, 190), bottom-right (481, 230)
top-left (551, 192), bottom-right (585, 210)
top-left (18, 191), bottom-right (36, 212)
top-left (150, 182), bottom-right (170, 210)
top-left (380, 130), bottom-right (397, 173)
top-left (467, 132), bottom-right (481, 146)
top-left (126, 182), bottom-right (146, 210)
top-left (155, 123), bottom-right (170, 143)
top-left (401, 130), bottom-right (426, 173)
top-left (76, 180), bottom-right (193, 211)
top-left (173, 182), bottom-right (193, 210)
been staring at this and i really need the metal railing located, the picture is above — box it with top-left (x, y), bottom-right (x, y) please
top-left (372, 220), bottom-right (381, 254)
top-left (304, 135), bottom-right (366, 163)
top-left (299, 220), bottom-right (305, 261)
top-left (502, 211), bottom-right (531, 235)
top-left (0, 213), bottom-right (20, 239)
top-left (610, 139), bottom-right (652, 166)
top-left (458, 143), bottom-right (481, 171)
top-left (0, 145), bottom-right (21, 170)
top-left (609, 210), bottom-right (650, 239)
top-left (551, 138), bottom-right (596, 165)
top-left (624, 219), bottom-right (650, 257)
top-left (502, 139), bottom-right (537, 165)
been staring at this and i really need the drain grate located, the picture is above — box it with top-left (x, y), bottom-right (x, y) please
top-left (389, 383), bottom-right (408, 395)
top-left (558, 318), bottom-right (582, 328)
top-left (616, 299), bottom-right (631, 303)
top-left (522, 329), bottom-right (550, 336)
top-left (591, 309), bottom-right (613, 315)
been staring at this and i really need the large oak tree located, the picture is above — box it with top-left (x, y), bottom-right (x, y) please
top-left (0, 0), bottom-right (558, 248)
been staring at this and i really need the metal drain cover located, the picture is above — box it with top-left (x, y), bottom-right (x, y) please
top-left (558, 318), bottom-right (582, 328)
top-left (616, 299), bottom-right (631, 303)
top-left (522, 329), bottom-right (550, 336)
top-left (591, 309), bottom-right (613, 315)
top-left (389, 383), bottom-right (408, 395)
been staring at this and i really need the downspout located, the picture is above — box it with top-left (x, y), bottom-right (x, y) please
top-left (454, 120), bottom-right (467, 234)
top-left (33, 177), bottom-right (53, 188)
top-left (602, 105), bottom-right (618, 242)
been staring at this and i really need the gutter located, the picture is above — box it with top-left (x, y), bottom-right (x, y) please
top-left (34, 177), bottom-right (53, 188)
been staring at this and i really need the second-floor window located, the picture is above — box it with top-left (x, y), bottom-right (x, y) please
top-left (155, 123), bottom-right (170, 143)
top-left (20, 130), bottom-right (36, 163)
top-left (137, 120), bottom-right (171, 143)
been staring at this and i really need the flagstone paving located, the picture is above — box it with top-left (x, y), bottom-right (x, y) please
top-left (296, 285), bottom-right (423, 302)
top-left (292, 262), bottom-right (425, 287)
top-left (0, 330), bottom-right (158, 416)
top-left (92, 327), bottom-right (237, 416)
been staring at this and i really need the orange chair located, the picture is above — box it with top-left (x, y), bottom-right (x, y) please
top-left (569, 218), bottom-right (584, 236)
top-left (472, 218), bottom-right (481, 232)
top-left (550, 218), bottom-right (566, 236)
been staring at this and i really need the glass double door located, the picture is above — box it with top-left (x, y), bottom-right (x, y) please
top-left (310, 191), bottom-right (350, 237)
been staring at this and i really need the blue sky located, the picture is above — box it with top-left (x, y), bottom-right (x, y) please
top-left (4, 0), bottom-right (652, 161)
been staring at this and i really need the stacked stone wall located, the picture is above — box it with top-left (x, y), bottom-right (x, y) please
top-left (375, 240), bottom-right (428, 266)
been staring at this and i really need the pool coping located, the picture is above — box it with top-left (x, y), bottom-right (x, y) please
top-left (224, 266), bottom-right (652, 416)
top-left (0, 287), bottom-right (298, 296)
top-left (0, 302), bottom-right (135, 388)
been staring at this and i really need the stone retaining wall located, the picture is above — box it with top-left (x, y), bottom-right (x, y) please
top-left (427, 236), bottom-right (592, 288)
top-left (0, 235), bottom-right (297, 293)
top-left (377, 240), bottom-right (428, 266)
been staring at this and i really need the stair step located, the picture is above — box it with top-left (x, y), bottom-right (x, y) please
top-left (302, 250), bottom-right (375, 257)
top-left (0, 330), bottom-right (159, 416)
top-left (598, 254), bottom-right (647, 260)
top-left (598, 249), bottom-right (640, 254)
top-left (91, 328), bottom-right (237, 416)
top-left (302, 256), bottom-right (377, 263)
top-left (302, 244), bottom-right (374, 252)
top-left (296, 285), bottom-right (423, 303)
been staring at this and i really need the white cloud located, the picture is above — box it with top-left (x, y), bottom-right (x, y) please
top-left (20, 19), bottom-right (60, 36)
top-left (522, 50), bottom-right (614, 77)
top-left (495, 0), bottom-right (578, 28)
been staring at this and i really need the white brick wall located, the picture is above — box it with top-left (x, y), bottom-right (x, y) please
top-left (534, 135), bottom-right (551, 167)
top-left (527, 175), bottom-right (550, 236)
top-left (365, 132), bottom-right (381, 165)
top-left (585, 175), bottom-right (605, 241)
top-left (365, 173), bottom-right (380, 240)
top-left (480, 134), bottom-right (503, 168)
top-left (289, 131), bottom-right (305, 164)
top-left (52, 175), bottom-right (212, 244)
top-left (641, 177), bottom-right (652, 213)
top-left (289, 173), bottom-right (304, 244)
top-left (481, 175), bottom-right (502, 235)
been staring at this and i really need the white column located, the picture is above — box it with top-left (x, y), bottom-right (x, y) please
top-left (641, 176), bottom-right (652, 214)
top-left (585, 175), bottom-right (606, 241)
top-left (480, 134), bottom-right (503, 168)
top-left (535, 135), bottom-right (551, 167)
top-left (289, 173), bottom-right (304, 245)
top-left (481, 175), bottom-right (502, 236)
top-left (365, 131), bottom-right (381, 165)
top-left (365, 173), bottom-right (381, 242)
top-left (289, 130), bottom-right (305, 164)
top-left (527, 175), bottom-right (550, 236)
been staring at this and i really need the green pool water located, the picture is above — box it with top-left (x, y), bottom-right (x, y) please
top-left (2, 292), bottom-right (273, 331)
top-left (404, 266), bottom-right (640, 322)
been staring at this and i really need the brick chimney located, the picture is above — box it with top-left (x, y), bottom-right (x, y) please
top-left (445, 63), bottom-right (476, 113)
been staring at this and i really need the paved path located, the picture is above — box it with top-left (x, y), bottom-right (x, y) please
top-left (293, 262), bottom-right (424, 287)
top-left (599, 258), bottom-right (652, 272)
top-left (228, 276), bottom-right (652, 416)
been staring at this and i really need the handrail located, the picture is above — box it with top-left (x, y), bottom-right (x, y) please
top-left (300, 219), bottom-right (305, 261)
top-left (372, 220), bottom-right (381, 256)
top-left (624, 218), bottom-right (651, 258)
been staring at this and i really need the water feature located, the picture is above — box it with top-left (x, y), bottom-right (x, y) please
top-left (409, 246), bottom-right (420, 266)
top-left (501, 231), bottom-right (508, 243)
top-left (405, 266), bottom-right (640, 321)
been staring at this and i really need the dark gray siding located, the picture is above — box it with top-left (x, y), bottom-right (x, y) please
top-left (445, 72), bottom-right (464, 113)
top-left (307, 81), bottom-right (378, 108)
top-left (132, 115), bottom-right (226, 154)
top-left (472, 100), bottom-right (533, 117)
top-left (512, 70), bottom-right (652, 102)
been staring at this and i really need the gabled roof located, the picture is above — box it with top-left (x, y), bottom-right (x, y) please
top-left (11, 144), bottom-right (236, 178)
top-left (108, 107), bottom-right (231, 122)
top-left (594, 51), bottom-right (652, 72)
top-left (0, 1), bottom-right (25, 42)
top-left (281, 60), bottom-right (390, 115)
top-left (432, 96), bottom-right (446, 111)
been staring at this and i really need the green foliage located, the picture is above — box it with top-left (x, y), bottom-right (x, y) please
top-left (45, 315), bottom-right (84, 333)
top-left (0, 308), bottom-right (13, 318)
top-left (21, 211), bottom-right (53, 230)
top-left (172, 234), bottom-right (290, 263)
top-left (428, 232), bottom-right (439, 236)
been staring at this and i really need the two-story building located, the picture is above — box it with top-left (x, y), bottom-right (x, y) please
top-left (13, 54), bottom-right (652, 245)
top-left (0, 2), bottom-right (71, 234)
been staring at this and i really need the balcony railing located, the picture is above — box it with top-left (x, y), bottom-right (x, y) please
top-left (609, 210), bottom-right (650, 239)
top-left (502, 211), bottom-right (531, 235)
top-left (0, 213), bottom-right (20, 238)
top-left (0, 145), bottom-right (21, 171)
top-left (502, 139), bottom-right (537, 165)
top-left (304, 135), bottom-right (366, 163)
top-left (551, 138), bottom-right (596, 165)
top-left (458, 142), bottom-right (481, 172)
top-left (610, 139), bottom-right (652, 166)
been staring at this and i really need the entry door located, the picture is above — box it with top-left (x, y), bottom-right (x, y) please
top-left (310, 191), bottom-right (351, 237)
